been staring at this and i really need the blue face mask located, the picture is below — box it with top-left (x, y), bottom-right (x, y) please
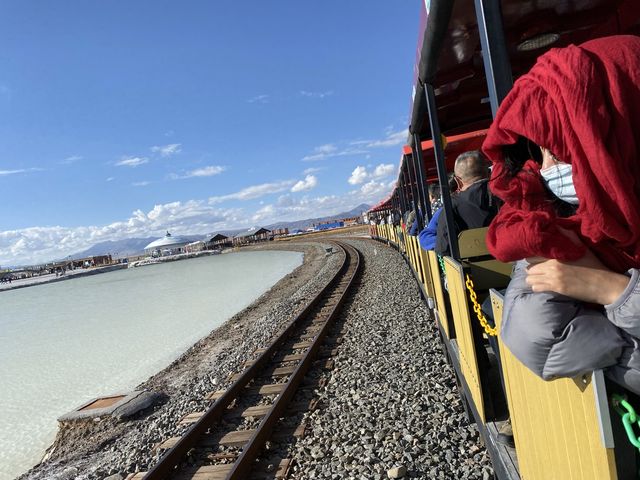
top-left (540, 163), bottom-right (579, 205)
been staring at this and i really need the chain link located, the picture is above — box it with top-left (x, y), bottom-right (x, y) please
top-left (464, 274), bottom-right (498, 337)
top-left (612, 393), bottom-right (640, 449)
top-left (437, 254), bottom-right (446, 277)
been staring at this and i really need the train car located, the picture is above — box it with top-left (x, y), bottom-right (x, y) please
top-left (371, 1), bottom-right (640, 479)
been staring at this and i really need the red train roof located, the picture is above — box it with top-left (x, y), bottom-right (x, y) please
top-left (410, 0), bottom-right (640, 140)
top-left (368, 193), bottom-right (394, 213)
top-left (401, 129), bottom-right (488, 184)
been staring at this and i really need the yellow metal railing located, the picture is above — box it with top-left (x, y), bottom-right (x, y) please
top-left (491, 290), bottom-right (618, 480)
top-left (444, 256), bottom-right (486, 422)
top-left (428, 250), bottom-right (450, 338)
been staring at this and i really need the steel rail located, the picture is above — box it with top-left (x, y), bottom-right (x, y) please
top-left (225, 241), bottom-right (361, 479)
top-left (142, 241), bottom-right (356, 480)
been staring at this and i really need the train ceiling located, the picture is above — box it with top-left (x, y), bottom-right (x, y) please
top-left (409, 0), bottom-right (640, 141)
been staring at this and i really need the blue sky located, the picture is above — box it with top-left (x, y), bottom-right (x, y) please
top-left (0, 1), bottom-right (419, 265)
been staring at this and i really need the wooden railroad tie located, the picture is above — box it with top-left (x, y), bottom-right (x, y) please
top-left (228, 358), bottom-right (334, 383)
top-left (206, 382), bottom-right (286, 401)
top-left (157, 422), bottom-right (305, 451)
top-left (178, 398), bottom-right (319, 426)
top-left (243, 352), bottom-right (306, 369)
top-left (127, 457), bottom-right (292, 480)
top-left (205, 375), bottom-right (327, 402)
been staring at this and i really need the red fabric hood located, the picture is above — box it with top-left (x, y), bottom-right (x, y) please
top-left (484, 35), bottom-right (640, 272)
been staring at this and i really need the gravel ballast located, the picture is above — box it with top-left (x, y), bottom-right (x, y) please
top-left (19, 241), bottom-right (342, 480)
top-left (288, 238), bottom-right (493, 479)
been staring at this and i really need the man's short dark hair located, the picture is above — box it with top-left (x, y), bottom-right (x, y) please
top-left (455, 150), bottom-right (490, 182)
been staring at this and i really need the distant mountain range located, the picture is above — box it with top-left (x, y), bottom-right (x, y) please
top-left (265, 203), bottom-right (370, 231)
top-left (71, 204), bottom-right (370, 258)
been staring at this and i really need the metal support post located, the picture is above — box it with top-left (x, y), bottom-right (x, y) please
top-left (399, 170), bottom-right (409, 215)
top-left (413, 133), bottom-right (432, 224)
top-left (404, 153), bottom-right (421, 229)
top-left (424, 83), bottom-right (460, 259)
top-left (474, 0), bottom-right (513, 117)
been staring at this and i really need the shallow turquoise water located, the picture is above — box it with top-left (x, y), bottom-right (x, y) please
top-left (0, 250), bottom-right (302, 480)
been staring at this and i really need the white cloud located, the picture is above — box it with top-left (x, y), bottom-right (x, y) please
top-left (291, 175), bottom-right (317, 192)
top-left (106, 177), bottom-right (115, 182)
top-left (116, 157), bottom-right (148, 167)
top-left (348, 166), bottom-right (368, 185)
top-left (0, 177), bottom-right (392, 266)
top-left (0, 201), bottom-right (244, 266)
top-left (373, 163), bottom-right (396, 178)
top-left (209, 180), bottom-right (296, 204)
top-left (252, 204), bottom-right (276, 223)
top-left (361, 128), bottom-right (409, 148)
top-left (302, 143), bottom-right (368, 162)
top-left (316, 144), bottom-right (337, 154)
top-left (61, 155), bottom-right (83, 165)
top-left (170, 165), bottom-right (226, 180)
top-left (132, 181), bottom-right (150, 187)
top-left (303, 167), bottom-right (323, 175)
top-left (248, 186), bottom-right (387, 226)
top-left (301, 128), bottom-right (406, 162)
top-left (300, 90), bottom-right (334, 99)
top-left (247, 94), bottom-right (269, 104)
top-left (151, 143), bottom-right (181, 157)
top-left (348, 163), bottom-right (395, 185)
top-left (0, 168), bottom-right (43, 176)
top-left (359, 180), bottom-right (387, 197)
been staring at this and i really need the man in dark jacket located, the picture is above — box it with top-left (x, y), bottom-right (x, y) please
top-left (435, 150), bottom-right (497, 255)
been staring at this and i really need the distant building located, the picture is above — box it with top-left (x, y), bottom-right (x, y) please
top-left (271, 228), bottom-right (289, 237)
top-left (70, 255), bottom-right (112, 268)
top-left (314, 221), bottom-right (343, 231)
top-left (144, 232), bottom-right (191, 257)
top-left (185, 240), bottom-right (206, 253)
top-left (342, 216), bottom-right (361, 227)
top-left (233, 227), bottom-right (271, 246)
top-left (204, 233), bottom-right (232, 250)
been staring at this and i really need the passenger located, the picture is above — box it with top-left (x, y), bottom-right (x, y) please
top-left (408, 213), bottom-right (420, 236)
top-left (419, 184), bottom-right (444, 251)
top-left (435, 151), bottom-right (497, 255)
top-left (429, 182), bottom-right (443, 213)
top-left (405, 205), bottom-right (421, 237)
top-left (408, 205), bottom-right (424, 237)
top-left (484, 35), bottom-right (640, 394)
top-left (404, 206), bottom-right (416, 230)
top-left (419, 175), bottom-right (458, 251)
top-left (391, 209), bottom-right (401, 227)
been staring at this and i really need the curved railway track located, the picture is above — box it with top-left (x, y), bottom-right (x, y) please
top-left (126, 240), bottom-right (361, 480)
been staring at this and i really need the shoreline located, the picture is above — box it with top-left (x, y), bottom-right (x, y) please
top-left (0, 264), bottom-right (128, 293)
top-left (18, 240), bottom-right (339, 479)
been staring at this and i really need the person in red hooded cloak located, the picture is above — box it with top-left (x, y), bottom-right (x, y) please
top-left (483, 35), bottom-right (640, 394)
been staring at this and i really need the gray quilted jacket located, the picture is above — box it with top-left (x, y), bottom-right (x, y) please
top-left (501, 260), bottom-right (640, 394)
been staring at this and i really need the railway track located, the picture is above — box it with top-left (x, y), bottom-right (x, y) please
top-left (126, 240), bottom-right (361, 480)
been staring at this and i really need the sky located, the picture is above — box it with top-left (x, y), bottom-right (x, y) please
top-left (0, 1), bottom-right (420, 266)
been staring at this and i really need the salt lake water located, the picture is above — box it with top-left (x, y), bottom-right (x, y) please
top-left (0, 250), bottom-right (302, 480)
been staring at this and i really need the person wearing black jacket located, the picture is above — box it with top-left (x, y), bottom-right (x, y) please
top-left (435, 150), bottom-right (497, 255)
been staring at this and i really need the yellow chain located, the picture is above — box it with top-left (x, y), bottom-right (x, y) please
top-left (465, 274), bottom-right (498, 337)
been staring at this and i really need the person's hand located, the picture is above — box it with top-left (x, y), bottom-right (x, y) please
top-left (525, 229), bottom-right (630, 305)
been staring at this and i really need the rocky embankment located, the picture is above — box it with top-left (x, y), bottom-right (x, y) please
top-left (20, 241), bottom-right (342, 480)
top-left (287, 238), bottom-right (493, 479)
